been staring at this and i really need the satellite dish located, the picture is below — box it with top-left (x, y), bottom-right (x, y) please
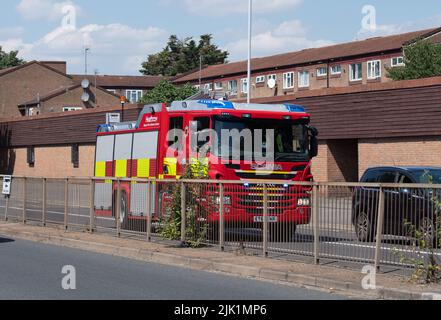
top-left (81, 79), bottom-right (90, 89)
top-left (267, 78), bottom-right (276, 89)
top-left (81, 92), bottom-right (90, 102)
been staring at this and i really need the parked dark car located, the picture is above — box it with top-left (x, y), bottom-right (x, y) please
top-left (352, 167), bottom-right (441, 247)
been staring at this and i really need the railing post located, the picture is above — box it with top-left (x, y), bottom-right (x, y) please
top-left (374, 186), bottom-right (385, 271)
top-left (116, 179), bottom-right (121, 237)
top-left (263, 183), bottom-right (269, 258)
top-left (5, 195), bottom-right (9, 222)
top-left (146, 181), bottom-right (152, 242)
top-left (22, 177), bottom-right (27, 225)
top-left (219, 183), bottom-right (225, 251)
top-left (180, 182), bottom-right (186, 246)
top-left (313, 184), bottom-right (320, 265)
top-left (64, 178), bottom-right (69, 230)
top-left (89, 179), bottom-right (95, 234)
top-left (42, 178), bottom-right (47, 227)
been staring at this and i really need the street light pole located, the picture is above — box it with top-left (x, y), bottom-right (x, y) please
top-left (84, 48), bottom-right (90, 75)
top-left (247, 0), bottom-right (252, 104)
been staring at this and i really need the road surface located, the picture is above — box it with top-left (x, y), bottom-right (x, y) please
top-left (0, 236), bottom-right (346, 300)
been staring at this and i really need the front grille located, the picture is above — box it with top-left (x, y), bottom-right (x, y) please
top-left (236, 171), bottom-right (297, 180)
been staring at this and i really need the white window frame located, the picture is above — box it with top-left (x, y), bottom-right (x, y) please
top-left (349, 63), bottom-right (363, 82)
top-left (283, 72), bottom-right (294, 89)
top-left (241, 78), bottom-right (248, 94)
top-left (125, 90), bottom-right (143, 103)
top-left (330, 65), bottom-right (342, 75)
top-left (298, 71), bottom-right (310, 88)
top-left (227, 80), bottom-right (238, 93)
top-left (204, 83), bottom-right (213, 91)
top-left (256, 75), bottom-right (266, 84)
top-left (107, 89), bottom-right (117, 94)
top-left (367, 60), bottom-right (381, 80)
top-left (391, 56), bottom-right (405, 67)
top-left (316, 67), bottom-right (327, 77)
top-left (214, 82), bottom-right (223, 90)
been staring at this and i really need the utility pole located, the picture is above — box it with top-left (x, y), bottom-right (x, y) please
top-left (247, 0), bottom-right (252, 104)
top-left (199, 55), bottom-right (203, 88)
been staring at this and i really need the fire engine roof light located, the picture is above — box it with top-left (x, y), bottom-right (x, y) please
top-left (283, 184), bottom-right (289, 188)
top-left (285, 104), bottom-right (306, 113)
top-left (242, 114), bottom-right (252, 118)
top-left (244, 183), bottom-right (250, 188)
top-left (283, 115), bottom-right (292, 120)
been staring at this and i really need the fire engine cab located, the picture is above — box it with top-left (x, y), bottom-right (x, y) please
top-left (94, 99), bottom-right (318, 236)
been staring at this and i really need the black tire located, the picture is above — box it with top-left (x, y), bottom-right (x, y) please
top-left (269, 223), bottom-right (297, 242)
top-left (208, 223), bottom-right (219, 243)
top-left (113, 192), bottom-right (129, 230)
top-left (355, 209), bottom-right (376, 242)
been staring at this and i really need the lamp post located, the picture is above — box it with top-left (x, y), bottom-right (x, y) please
top-left (247, 0), bottom-right (252, 104)
top-left (84, 47), bottom-right (90, 75)
top-left (120, 96), bottom-right (126, 122)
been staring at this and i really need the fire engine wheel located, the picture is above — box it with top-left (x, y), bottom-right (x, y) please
top-left (113, 192), bottom-right (129, 229)
top-left (269, 223), bottom-right (297, 243)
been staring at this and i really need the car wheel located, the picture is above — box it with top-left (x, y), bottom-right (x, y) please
top-left (355, 211), bottom-right (375, 242)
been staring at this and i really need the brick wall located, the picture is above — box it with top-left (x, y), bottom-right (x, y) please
top-left (4, 145), bottom-right (96, 178)
top-left (0, 63), bottom-right (74, 117)
top-left (358, 137), bottom-right (441, 179)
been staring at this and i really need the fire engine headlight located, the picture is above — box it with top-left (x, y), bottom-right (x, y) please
top-left (297, 198), bottom-right (310, 207)
top-left (212, 196), bottom-right (231, 205)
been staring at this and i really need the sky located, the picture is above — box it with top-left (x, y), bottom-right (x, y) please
top-left (1, 0), bottom-right (441, 75)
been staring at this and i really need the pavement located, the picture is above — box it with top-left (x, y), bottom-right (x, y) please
top-left (0, 236), bottom-right (346, 300)
top-left (0, 221), bottom-right (440, 300)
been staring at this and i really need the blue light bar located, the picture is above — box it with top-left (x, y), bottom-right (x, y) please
top-left (198, 100), bottom-right (235, 110)
top-left (284, 104), bottom-right (306, 113)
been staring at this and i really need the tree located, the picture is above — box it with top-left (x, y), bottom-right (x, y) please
top-left (140, 34), bottom-right (228, 76)
top-left (0, 46), bottom-right (25, 70)
top-left (140, 79), bottom-right (198, 104)
top-left (387, 41), bottom-right (441, 81)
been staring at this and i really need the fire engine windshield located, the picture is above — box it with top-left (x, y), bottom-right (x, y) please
top-left (213, 117), bottom-right (310, 162)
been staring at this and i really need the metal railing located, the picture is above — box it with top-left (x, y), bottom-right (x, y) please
top-left (1, 175), bottom-right (440, 271)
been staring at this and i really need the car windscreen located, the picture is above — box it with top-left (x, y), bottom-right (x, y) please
top-left (213, 117), bottom-right (309, 162)
top-left (411, 169), bottom-right (441, 184)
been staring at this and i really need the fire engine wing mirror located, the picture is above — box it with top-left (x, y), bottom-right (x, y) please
top-left (308, 126), bottom-right (319, 159)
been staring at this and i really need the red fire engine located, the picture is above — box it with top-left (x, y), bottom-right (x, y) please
top-left (94, 99), bottom-right (318, 238)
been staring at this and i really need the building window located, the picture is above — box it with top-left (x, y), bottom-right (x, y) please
top-left (71, 144), bottom-right (79, 168)
top-left (283, 72), bottom-right (294, 89)
top-left (214, 82), bottom-right (223, 90)
top-left (367, 60), bottom-right (381, 79)
top-left (125, 90), bottom-right (143, 103)
top-left (349, 63), bottom-right (363, 81)
top-left (256, 75), bottom-right (265, 84)
top-left (241, 78), bottom-right (248, 94)
top-left (27, 147), bottom-right (35, 167)
top-left (194, 84), bottom-right (201, 90)
top-left (298, 71), bottom-right (310, 88)
top-left (227, 80), bottom-right (238, 94)
top-left (391, 56), bottom-right (405, 67)
top-left (204, 83), bottom-right (213, 91)
top-left (107, 89), bottom-right (117, 94)
top-left (330, 65), bottom-right (342, 75)
top-left (63, 107), bottom-right (83, 112)
top-left (316, 67), bottom-right (327, 77)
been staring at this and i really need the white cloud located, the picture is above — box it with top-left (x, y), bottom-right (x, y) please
top-left (17, 0), bottom-right (80, 21)
top-left (225, 20), bottom-right (333, 61)
top-left (1, 23), bottom-right (168, 75)
top-left (162, 0), bottom-right (303, 15)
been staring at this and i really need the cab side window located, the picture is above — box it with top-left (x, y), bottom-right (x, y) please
top-left (168, 117), bottom-right (184, 148)
top-left (192, 117), bottom-right (211, 152)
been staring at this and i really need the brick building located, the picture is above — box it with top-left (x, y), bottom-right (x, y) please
top-left (70, 74), bottom-right (163, 103)
top-left (173, 27), bottom-right (441, 100)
